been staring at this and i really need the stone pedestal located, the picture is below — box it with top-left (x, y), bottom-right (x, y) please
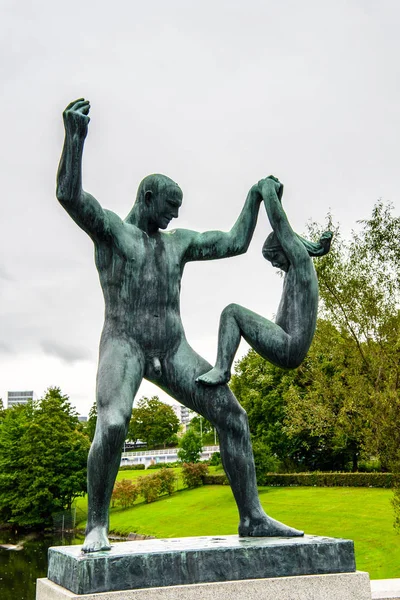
top-left (46, 534), bottom-right (356, 595)
top-left (36, 572), bottom-right (372, 599)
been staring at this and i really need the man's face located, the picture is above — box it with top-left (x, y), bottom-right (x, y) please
top-left (150, 185), bottom-right (183, 230)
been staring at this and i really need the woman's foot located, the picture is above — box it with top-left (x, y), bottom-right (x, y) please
top-left (196, 367), bottom-right (230, 386)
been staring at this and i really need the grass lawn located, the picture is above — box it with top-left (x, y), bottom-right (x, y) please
top-left (75, 470), bottom-right (400, 580)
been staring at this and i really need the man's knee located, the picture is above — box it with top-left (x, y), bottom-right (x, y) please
top-left (94, 409), bottom-right (130, 446)
top-left (217, 401), bottom-right (249, 436)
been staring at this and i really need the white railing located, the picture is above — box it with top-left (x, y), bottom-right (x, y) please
top-left (121, 445), bottom-right (219, 461)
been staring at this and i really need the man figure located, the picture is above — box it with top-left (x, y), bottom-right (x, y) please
top-left (57, 98), bottom-right (302, 553)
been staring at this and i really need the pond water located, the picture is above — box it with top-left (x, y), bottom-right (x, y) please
top-left (0, 529), bottom-right (84, 600)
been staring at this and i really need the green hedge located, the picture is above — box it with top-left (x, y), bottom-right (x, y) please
top-left (204, 472), bottom-right (395, 488)
top-left (259, 472), bottom-right (395, 488)
top-left (119, 464), bottom-right (145, 471)
top-left (204, 474), bottom-right (229, 485)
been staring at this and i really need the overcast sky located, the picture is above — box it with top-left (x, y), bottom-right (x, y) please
top-left (1, 0), bottom-right (400, 415)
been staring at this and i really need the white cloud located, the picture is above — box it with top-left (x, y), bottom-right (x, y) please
top-left (1, 0), bottom-right (400, 414)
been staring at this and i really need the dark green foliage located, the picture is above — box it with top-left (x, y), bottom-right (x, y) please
top-left (231, 342), bottom-right (360, 473)
top-left (178, 429), bottom-right (203, 463)
top-left (230, 350), bottom-right (299, 470)
top-left (129, 396), bottom-right (180, 450)
top-left (146, 463), bottom-right (173, 469)
top-left (0, 387), bottom-right (90, 527)
top-left (181, 462), bottom-right (209, 488)
top-left (119, 464), bottom-right (145, 471)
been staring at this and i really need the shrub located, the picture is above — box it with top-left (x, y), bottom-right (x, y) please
top-left (204, 473), bottom-right (229, 485)
top-left (157, 467), bottom-right (176, 496)
top-left (137, 473), bottom-right (162, 503)
top-left (257, 472), bottom-right (394, 488)
top-left (358, 459), bottom-right (382, 473)
top-left (209, 452), bottom-right (221, 466)
top-left (111, 479), bottom-right (139, 508)
top-left (181, 462), bottom-right (209, 488)
top-left (202, 472), bottom-right (394, 488)
top-left (147, 463), bottom-right (173, 469)
top-left (251, 440), bottom-right (281, 484)
top-left (119, 464), bottom-right (145, 471)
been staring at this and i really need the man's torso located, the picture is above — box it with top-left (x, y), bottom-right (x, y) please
top-left (94, 216), bottom-right (190, 355)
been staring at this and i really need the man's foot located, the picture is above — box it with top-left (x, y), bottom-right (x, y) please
top-left (196, 367), bottom-right (230, 386)
top-left (82, 526), bottom-right (111, 553)
top-left (239, 515), bottom-right (304, 538)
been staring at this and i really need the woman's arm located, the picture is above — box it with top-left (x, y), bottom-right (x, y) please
top-left (258, 176), bottom-right (308, 266)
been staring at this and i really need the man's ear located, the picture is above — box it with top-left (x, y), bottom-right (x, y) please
top-left (144, 190), bottom-right (153, 205)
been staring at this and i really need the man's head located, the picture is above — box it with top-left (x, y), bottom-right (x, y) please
top-left (127, 174), bottom-right (183, 232)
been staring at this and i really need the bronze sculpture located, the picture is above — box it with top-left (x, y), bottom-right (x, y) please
top-left (57, 98), bottom-right (330, 553)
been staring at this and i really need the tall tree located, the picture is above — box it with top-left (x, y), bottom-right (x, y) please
top-left (178, 429), bottom-right (203, 463)
top-left (309, 201), bottom-right (400, 467)
top-left (231, 201), bottom-right (400, 474)
top-left (129, 396), bottom-right (180, 449)
top-left (86, 401), bottom-right (97, 442)
top-left (0, 387), bottom-right (90, 527)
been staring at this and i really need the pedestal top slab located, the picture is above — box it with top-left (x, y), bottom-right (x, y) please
top-left (48, 534), bottom-right (356, 595)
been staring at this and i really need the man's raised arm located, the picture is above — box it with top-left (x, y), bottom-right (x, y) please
top-left (56, 99), bottom-right (108, 241)
top-left (184, 185), bottom-right (263, 262)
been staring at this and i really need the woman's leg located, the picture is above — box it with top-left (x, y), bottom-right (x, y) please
top-left (196, 303), bottom-right (290, 386)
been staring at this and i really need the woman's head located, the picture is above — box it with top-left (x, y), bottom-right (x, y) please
top-left (262, 233), bottom-right (290, 272)
top-left (262, 230), bottom-right (333, 271)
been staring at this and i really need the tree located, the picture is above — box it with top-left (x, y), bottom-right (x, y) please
top-left (230, 350), bottom-right (300, 470)
top-left (0, 398), bottom-right (5, 424)
top-left (281, 319), bottom-right (373, 472)
top-left (177, 429), bottom-right (203, 463)
top-left (188, 415), bottom-right (217, 445)
top-left (129, 396), bottom-right (180, 449)
top-left (86, 401), bottom-right (97, 442)
top-left (231, 201), bottom-right (400, 474)
top-left (111, 479), bottom-right (139, 508)
top-left (0, 387), bottom-right (90, 527)
top-left (309, 201), bottom-right (400, 468)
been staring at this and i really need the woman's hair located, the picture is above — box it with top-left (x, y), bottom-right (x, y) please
top-left (262, 230), bottom-right (333, 262)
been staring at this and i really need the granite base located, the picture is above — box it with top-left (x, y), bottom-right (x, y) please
top-left (36, 572), bottom-right (372, 600)
top-left (47, 534), bottom-right (356, 595)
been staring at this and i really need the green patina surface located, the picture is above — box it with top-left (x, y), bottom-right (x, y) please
top-left (57, 99), bottom-right (330, 557)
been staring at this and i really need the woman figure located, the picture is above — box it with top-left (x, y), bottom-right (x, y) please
top-left (197, 176), bottom-right (332, 386)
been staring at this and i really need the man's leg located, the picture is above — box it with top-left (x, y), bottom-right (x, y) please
top-left (158, 339), bottom-right (302, 537)
top-left (83, 336), bottom-right (144, 553)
